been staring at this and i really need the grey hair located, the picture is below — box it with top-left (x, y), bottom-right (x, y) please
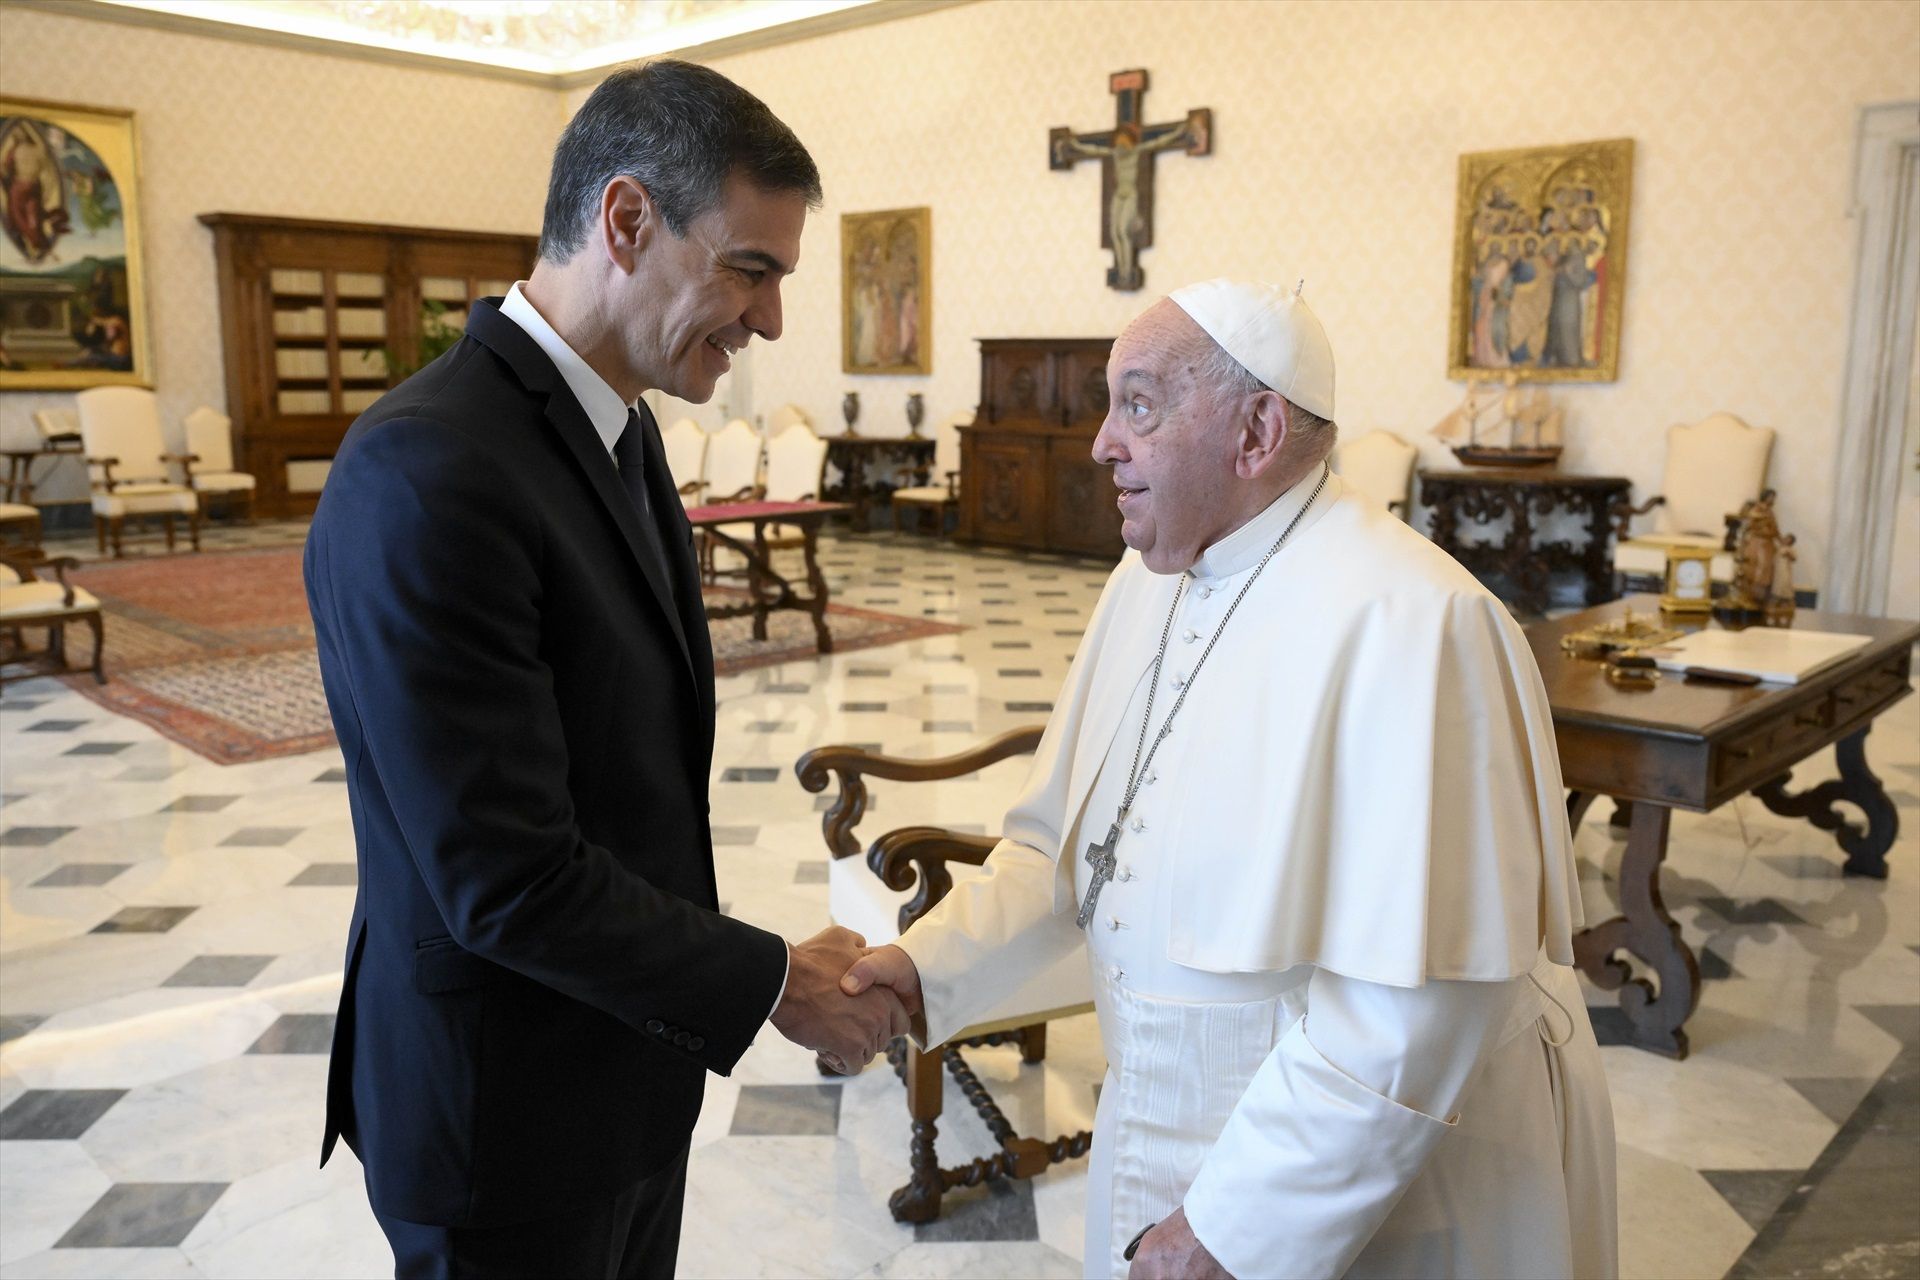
top-left (539, 59), bottom-right (821, 262)
top-left (1195, 338), bottom-right (1337, 463)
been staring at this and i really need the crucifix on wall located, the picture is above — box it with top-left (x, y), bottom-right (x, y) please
top-left (1050, 68), bottom-right (1212, 292)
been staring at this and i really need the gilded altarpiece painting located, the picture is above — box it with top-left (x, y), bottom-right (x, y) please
top-left (0, 98), bottom-right (152, 389)
top-left (842, 207), bottom-right (931, 375)
top-left (1448, 138), bottom-right (1632, 383)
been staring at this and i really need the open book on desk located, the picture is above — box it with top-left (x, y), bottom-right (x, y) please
top-left (1646, 627), bottom-right (1874, 686)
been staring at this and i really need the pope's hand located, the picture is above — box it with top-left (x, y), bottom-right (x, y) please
top-left (770, 926), bottom-right (909, 1074)
top-left (840, 943), bottom-right (923, 1018)
top-left (1128, 1208), bottom-right (1232, 1280)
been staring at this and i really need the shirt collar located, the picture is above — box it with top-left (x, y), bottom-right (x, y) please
top-left (500, 281), bottom-right (632, 456)
top-left (1189, 463), bottom-right (1330, 582)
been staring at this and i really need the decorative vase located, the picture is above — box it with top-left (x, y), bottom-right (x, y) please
top-left (906, 392), bottom-right (924, 439)
top-left (842, 391), bottom-right (859, 437)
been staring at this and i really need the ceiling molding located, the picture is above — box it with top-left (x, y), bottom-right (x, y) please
top-left (9, 0), bottom-right (973, 88)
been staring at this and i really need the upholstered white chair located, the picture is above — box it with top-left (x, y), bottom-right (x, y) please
top-left (179, 406), bottom-right (257, 523)
top-left (31, 407), bottom-right (79, 443)
top-left (660, 418), bottom-right (708, 506)
top-left (1613, 413), bottom-right (1776, 587)
top-left (0, 550), bottom-right (105, 687)
top-left (766, 402), bottom-right (812, 437)
top-left (892, 411), bottom-right (970, 534)
top-left (796, 728), bottom-right (1095, 1223)
top-left (706, 423), bottom-right (827, 579)
top-left (0, 458), bottom-right (38, 549)
top-left (702, 419), bottom-right (763, 505)
top-left (1332, 428), bottom-right (1419, 517)
top-left (75, 387), bottom-right (200, 557)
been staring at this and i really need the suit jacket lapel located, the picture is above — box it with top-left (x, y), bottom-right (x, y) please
top-left (635, 401), bottom-right (716, 729)
top-left (465, 300), bottom-right (696, 688)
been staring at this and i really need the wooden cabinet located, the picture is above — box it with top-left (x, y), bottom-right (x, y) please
top-left (958, 337), bottom-right (1124, 560)
top-left (199, 213), bottom-right (536, 518)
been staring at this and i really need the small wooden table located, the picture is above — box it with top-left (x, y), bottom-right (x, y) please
top-left (684, 500), bottom-right (850, 655)
top-left (822, 435), bottom-right (934, 529)
top-left (1421, 468), bottom-right (1631, 614)
top-left (1527, 597), bottom-right (1917, 1057)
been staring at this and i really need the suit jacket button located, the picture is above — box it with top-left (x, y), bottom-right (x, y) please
top-left (672, 1031), bottom-right (691, 1046)
top-left (687, 1036), bottom-right (705, 1052)
top-left (645, 1019), bottom-right (664, 1035)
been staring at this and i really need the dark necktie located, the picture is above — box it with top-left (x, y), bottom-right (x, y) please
top-left (613, 407), bottom-right (676, 604)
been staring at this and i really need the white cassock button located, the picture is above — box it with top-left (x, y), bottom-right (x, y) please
top-left (1197, 584), bottom-right (1213, 599)
top-left (1147, 769), bottom-right (1159, 785)
top-left (1182, 628), bottom-right (1197, 643)
top-left (1172, 672), bottom-right (1187, 689)
top-left (1117, 865), bottom-right (1135, 882)
top-left (1107, 916), bottom-right (1127, 931)
top-left (1109, 965), bottom-right (1125, 981)
top-left (1129, 816), bottom-right (1146, 833)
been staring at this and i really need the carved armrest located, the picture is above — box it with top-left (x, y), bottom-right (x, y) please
top-left (869, 826), bottom-right (998, 931)
top-left (162, 451), bottom-right (201, 483)
top-left (1610, 492), bottom-right (1664, 542)
top-left (708, 484), bottom-right (761, 505)
top-left (87, 455), bottom-right (122, 492)
top-left (677, 479), bottom-right (705, 498)
top-left (795, 725), bottom-right (1046, 858)
top-left (1, 550), bottom-right (80, 605)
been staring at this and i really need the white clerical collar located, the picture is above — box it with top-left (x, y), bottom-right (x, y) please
top-left (500, 281), bottom-right (633, 456)
top-left (1189, 465), bottom-right (1328, 582)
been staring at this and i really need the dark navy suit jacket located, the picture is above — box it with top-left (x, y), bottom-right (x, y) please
top-left (304, 298), bottom-right (787, 1227)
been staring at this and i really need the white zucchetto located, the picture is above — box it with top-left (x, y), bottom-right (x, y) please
top-left (1169, 277), bottom-right (1336, 420)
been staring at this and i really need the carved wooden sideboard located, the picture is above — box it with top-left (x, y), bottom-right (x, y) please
top-left (200, 213), bottom-right (536, 518)
top-left (957, 337), bottom-right (1124, 560)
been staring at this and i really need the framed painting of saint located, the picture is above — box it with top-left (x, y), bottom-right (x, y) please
top-left (842, 206), bottom-right (931, 375)
top-left (0, 97), bottom-right (152, 389)
top-left (1447, 137), bottom-right (1632, 383)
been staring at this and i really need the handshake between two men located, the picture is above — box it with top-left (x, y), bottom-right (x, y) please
top-left (767, 928), bottom-right (925, 1074)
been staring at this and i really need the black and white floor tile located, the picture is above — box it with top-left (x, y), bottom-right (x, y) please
top-left (1, 523), bottom-right (1916, 1277)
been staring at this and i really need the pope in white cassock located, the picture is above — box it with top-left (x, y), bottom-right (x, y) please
top-left (843, 279), bottom-right (1618, 1280)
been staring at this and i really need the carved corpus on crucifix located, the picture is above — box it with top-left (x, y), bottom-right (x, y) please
top-left (1050, 68), bottom-right (1212, 292)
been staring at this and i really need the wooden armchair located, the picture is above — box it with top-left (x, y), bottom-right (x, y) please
top-left (795, 726), bottom-right (1095, 1224)
top-left (892, 411), bottom-right (969, 535)
top-left (1611, 413), bottom-right (1775, 590)
top-left (1, 549), bottom-right (106, 689)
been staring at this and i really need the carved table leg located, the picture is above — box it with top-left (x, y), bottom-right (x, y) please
top-left (1572, 800), bottom-right (1699, 1058)
top-left (1753, 727), bottom-right (1899, 879)
top-left (1566, 790), bottom-right (1601, 831)
top-left (748, 523), bottom-right (770, 642)
top-left (801, 521), bottom-right (833, 654)
top-left (889, 1041), bottom-right (946, 1224)
top-left (1019, 1023), bottom-right (1048, 1065)
top-left (1610, 798), bottom-right (1634, 830)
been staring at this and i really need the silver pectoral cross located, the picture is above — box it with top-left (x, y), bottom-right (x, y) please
top-left (1076, 821), bottom-right (1121, 929)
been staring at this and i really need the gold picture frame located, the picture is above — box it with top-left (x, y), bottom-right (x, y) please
top-left (0, 97), bottom-right (154, 390)
top-left (842, 206), bottom-right (931, 375)
top-left (1447, 137), bottom-right (1632, 383)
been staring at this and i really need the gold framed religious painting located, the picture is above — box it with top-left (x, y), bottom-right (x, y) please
top-left (842, 206), bottom-right (931, 375)
top-left (0, 97), bottom-right (153, 389)
top-left (1447, 137), bottom-right (1632, 383)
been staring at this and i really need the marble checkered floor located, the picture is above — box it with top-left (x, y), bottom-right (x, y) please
top-left (2, 524), bottom-right (1916, 1278)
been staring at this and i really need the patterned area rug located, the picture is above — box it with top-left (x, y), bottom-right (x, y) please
top-left (45, 548), bottom-right (960, 765)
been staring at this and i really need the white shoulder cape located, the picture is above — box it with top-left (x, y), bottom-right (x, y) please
top-left (1007, 474), bottom-right (1582, 984)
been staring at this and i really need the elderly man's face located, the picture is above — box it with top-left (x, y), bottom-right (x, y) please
top-left (1092, 300), bottom-right (1248, 574)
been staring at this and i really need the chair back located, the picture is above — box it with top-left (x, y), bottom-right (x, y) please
top-left (1659, 413), bottom-right (1775, 536)
top-left (661, 418), bottom-right (707, 493)
top-left (183, 406), bottom-right (236, 473)
top-left (1333, 429), bottom-right (1419, 513)
top-left (31, 407), bottom-right (79, 441)
top-left (704, 418), bottom-right (762, 502)
top-left (75, 387), bottom-right (170, 484)
top-left (933, 411), bottom-right (970, 478)
top-left (763, 423), bottom-right (828, 502)
top-left (767, 402), bottom-right (811, 437)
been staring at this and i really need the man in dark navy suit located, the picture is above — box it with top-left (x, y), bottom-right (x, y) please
top-left (305, 60), bottom-right (904, 1278)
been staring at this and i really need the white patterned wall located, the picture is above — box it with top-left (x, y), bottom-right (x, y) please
top-left (655, 0), bottom-right (1917, 589)
top-left (8, 0), bottom-right (1916, 587)
top-left (0, 5), bottom-right (562, 502)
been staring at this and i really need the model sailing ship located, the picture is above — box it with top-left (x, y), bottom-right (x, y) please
top-left (1432, 372), bottom-right (1564, 467)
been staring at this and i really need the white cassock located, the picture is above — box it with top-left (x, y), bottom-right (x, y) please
top-left (896, 471), bottom-right (1618, 1279)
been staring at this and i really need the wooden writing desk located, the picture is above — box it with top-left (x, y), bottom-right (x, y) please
top-left (1525, 597), bottom-right (1916, 1057)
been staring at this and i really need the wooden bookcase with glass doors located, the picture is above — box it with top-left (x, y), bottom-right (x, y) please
top-left (199, 212), bottom-right (537, 518)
